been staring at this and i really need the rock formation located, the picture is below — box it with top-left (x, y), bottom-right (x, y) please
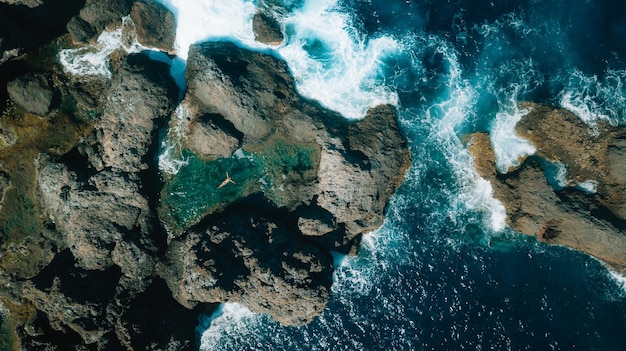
top-left (157, 41), bottom-right (410, 325)
top-left (252, 11), bottom-right (284, 45)
top-left (7, 73), bottom-right (55, 115)
top-left (468, 102), bottom-right (626, 274)
top-left (0, 0), bottom-right (410, 348)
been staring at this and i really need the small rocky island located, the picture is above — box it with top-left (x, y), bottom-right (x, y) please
top-left (0, 0), bottom-right (410, 349)
top-left (468, 102), bottom-right (626, 274)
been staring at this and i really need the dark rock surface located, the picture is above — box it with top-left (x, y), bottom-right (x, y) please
top-left (159, 200), bottom-right (334, 326)
top-left (7, 73), bottom-right (55, 115)
top-left (467, 104), bottom-right (626, 274)
top-left (0, 0), bottom-right (84, 64)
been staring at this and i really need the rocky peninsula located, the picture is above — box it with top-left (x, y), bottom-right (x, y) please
top-left (0, 0), bottom-right (410, 349)
top-left (467, 102), bottom-right (626, 274)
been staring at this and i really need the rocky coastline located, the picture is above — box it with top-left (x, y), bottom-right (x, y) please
top-left (0, 1), bottom-right (410, 349)
top-left (467, 102), bottom-right (626, 274)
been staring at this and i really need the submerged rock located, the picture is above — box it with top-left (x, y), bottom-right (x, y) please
top-left (468, 103), bottom-right (626, 274)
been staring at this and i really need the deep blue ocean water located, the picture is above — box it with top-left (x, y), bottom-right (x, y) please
top-left (112, 0), bottom-right (626, 349)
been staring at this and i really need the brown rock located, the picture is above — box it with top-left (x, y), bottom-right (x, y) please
top-left (467, 107), bottom-right (626, 274)
top-left (516, 102), bottom-right (626, 220)
top-left (130, 0), bottom-right (176, 53)
top-left (252, 12), bottom-right (284, 45)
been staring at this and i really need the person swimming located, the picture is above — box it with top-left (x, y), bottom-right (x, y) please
top-left (218, 172), bottom-right (236, 189)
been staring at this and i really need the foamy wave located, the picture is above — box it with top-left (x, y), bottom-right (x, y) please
top-left (490, 104), bottom-right (536, 173)
top-left (199, 303), bottom-right (256, 349)
top-left (608, 270), bottom-right (626, 294)
top-left (59, 28), bottom-right (123, 78)
top-left (158, 0), bottom-right (400, 119)
top-left (278, 0), bottom-right (400, 119)
top-left (559, 68), bottom-right (626, 128)
top-left (156, 0), bottom-right (262, 59)
top-left (416, 39), bottom-right (507, 233)
top-left (158, 103), bottom-right (191, 176)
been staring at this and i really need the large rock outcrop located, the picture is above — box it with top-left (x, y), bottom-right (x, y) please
top-left (468, 103), bottom-right (626, 274)
top-left (158, 42), bottom-right (410, 325)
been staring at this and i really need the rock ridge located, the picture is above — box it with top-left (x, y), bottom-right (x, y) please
top-left (467, 102), bottom-right (626, 274)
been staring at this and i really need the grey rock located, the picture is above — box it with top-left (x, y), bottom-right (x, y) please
top-left (7, 74), bottom-right (55, 115)
top-left (0, 0), bottom-right (42, 7)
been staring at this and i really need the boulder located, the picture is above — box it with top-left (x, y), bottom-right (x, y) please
top-left (162, 42), bottom-right (410, 240)
top-left (7, 73), bottom-right (55, 115)
top-left (130, 0), bottom-right (176, 53)
top-left (252, 12), bottom-right (284, 45)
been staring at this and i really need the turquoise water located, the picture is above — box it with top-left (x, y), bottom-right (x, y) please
top-left (153, 0), bottom-right (626, 349)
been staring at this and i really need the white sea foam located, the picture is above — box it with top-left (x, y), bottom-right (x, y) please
top-left (158, 103), bottom-right (190, 176)
top-left (59, 28), bottom-right (123, 78)
top-left (198, 303), bottom-right (256, 349)
top-left (554, 162), bottom-right (569, 188)
top-left (157, 0), bottom-right (400, 119)
top-left (277, 0), bottom-right (400, 119)
top-left (422, 39), bottom-right (507, 233)
top-left (608, 270), bottom-right (626, 294)
top-left (156, 0), bottom-right (262, 59)
top-left (576, 180), bottom-right (598, 194)
top-left (490, 104), bottom-right (536, 174)
top-left (59, 17), bottom-right (188, 95)
top-left (559, 68), bottom-right (626, 128)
